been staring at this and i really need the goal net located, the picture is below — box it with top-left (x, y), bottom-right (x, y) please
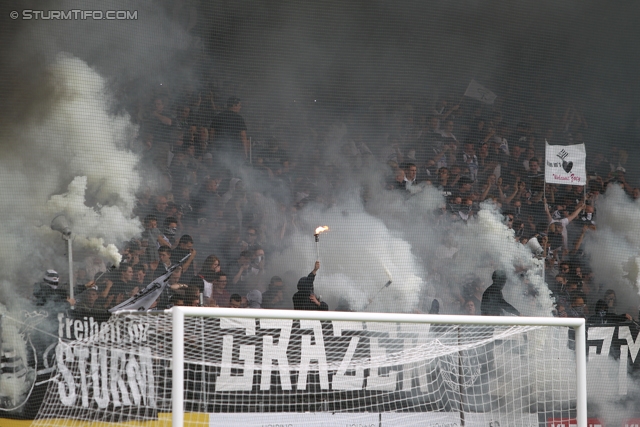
top-left (31, 308), bottom-right (586, 427)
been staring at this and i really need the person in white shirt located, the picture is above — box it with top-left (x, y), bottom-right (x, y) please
top-left (544, 197), bottom-right (585, 256)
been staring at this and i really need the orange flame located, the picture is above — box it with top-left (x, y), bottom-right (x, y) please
top-left (314, 226), bottom-right (329, 235)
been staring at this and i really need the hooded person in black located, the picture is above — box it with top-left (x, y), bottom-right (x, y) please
top-left (481, 270), bottom-right (520, 316)
top-left (292, 261), bottom-right (328, 311)
top-left (587, 299), bottom-right (632, 325)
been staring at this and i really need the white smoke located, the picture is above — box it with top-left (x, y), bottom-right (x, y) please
top-left (0, 54), bottom-right (141, 297)
top-left (0, 3), bottom-right (634, 421)
top-left (269, 197), bottom-right (429, 313)
top-left (358, 180), bottom-right (553, 316)
top-left (586, 350), bottom-right (640, 426)
top-left (46, 175), bottom-right (138, 267)
top-left (265, 179), bottom-right (553, 316)
top-left (449, 203), bottom-right (552, 316)
top-left (584, 185), bottom-right (640, 313)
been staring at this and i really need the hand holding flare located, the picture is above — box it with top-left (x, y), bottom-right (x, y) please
top-left (314, 226), bottom-right (329, 260)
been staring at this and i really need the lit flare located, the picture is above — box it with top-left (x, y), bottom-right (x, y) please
top-left (383, 265), bottom-right (392, 281)
top-left (314, 226), bottom-right (329, 235)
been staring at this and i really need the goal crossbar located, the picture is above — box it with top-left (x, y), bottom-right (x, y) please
top-left (170, 307), bottom-right (587, 427)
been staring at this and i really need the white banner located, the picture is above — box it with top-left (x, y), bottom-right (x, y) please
top-left (544, 142), bottom-right (587, 186)
top-left (463, 413), bottom-right (538, 427)
top-left (463, 79), bottom-right (497, 105)
top-left (382, 412), bottom-right (461, 426)
top-left (211, 413), bottom-right (379, 427)
top-left (209, 412), bottom-right (540, 427)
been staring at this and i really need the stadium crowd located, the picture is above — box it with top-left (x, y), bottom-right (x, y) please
top-left (32, 66), bottom-right (640, 324)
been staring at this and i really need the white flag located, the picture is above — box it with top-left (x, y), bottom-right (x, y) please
top-left (463, 79), bottom-right (497, 105)
top-left (544, 142), bottom-right (587, 186)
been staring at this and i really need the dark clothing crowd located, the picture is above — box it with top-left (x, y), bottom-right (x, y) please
top-left (33, 59), bottom-right (640, 322)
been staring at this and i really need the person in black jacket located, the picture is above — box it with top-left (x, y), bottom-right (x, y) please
top-left (292, 261), bottom-right (328, 311)
top-left (33, 270), bottom-right (70, 306)
top-left (210, 97), bottom-right (249, 160)
top-left (481, 270), bottom-right (520, 316)
top-left (587, 299), bottom-right (632, 324)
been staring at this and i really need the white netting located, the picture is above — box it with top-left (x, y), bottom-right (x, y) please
top-left (30, 311), bottom-right (581, 427)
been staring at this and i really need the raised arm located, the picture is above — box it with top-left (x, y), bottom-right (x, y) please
top-left (181, 248), bottom-right (197, 275)
top-left (480, 175), bottom-right (496, 202)
top-left (502, 177), bottom-right (520, 204)
top-left (544, 197), bottom-right (553, 223)
top-left (232, 263), bottom-right (247, 285)
top-left (311, 261), bottom-right (320, 276)
top-left (566, 201), bottom-right (585, 223)
top-left (439, 104), bottom-right (459, 121)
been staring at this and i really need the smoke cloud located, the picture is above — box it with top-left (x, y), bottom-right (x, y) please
top-left (584, 186), bottom-right (640, 313)
top-left (269, 196), bottom-right (428, 313)
top-left (1, 0), bottom-right (639, 423)
top-left (0, 0), bottom-right (197, 300)
top-left (0, 54), bottom-right (142, 299)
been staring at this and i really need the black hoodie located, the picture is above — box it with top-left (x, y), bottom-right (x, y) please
top-left (481, 270), bottom-right (520, 316)
top-left (587, 299), bottom-right (628, 324)
top-left (292, 272), bottom-right (328, 311)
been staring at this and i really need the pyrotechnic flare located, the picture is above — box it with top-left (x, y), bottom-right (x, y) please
top-left (92, 264), bottom-right (117, 283)
top-left (383, 265), bottom-right (393, 282)
top-left (315, 225), bottom-right (329, 235)
top-left (361, 264), bottom-right (394, 310)
top-left (314, 226), bottom-right (329, 260)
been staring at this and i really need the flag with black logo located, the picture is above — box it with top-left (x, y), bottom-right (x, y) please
top-left (544, 142), bottom-right (586, 186)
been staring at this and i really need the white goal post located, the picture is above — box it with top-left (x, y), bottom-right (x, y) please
top-left (172, 308), bottom-right (587, 427)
